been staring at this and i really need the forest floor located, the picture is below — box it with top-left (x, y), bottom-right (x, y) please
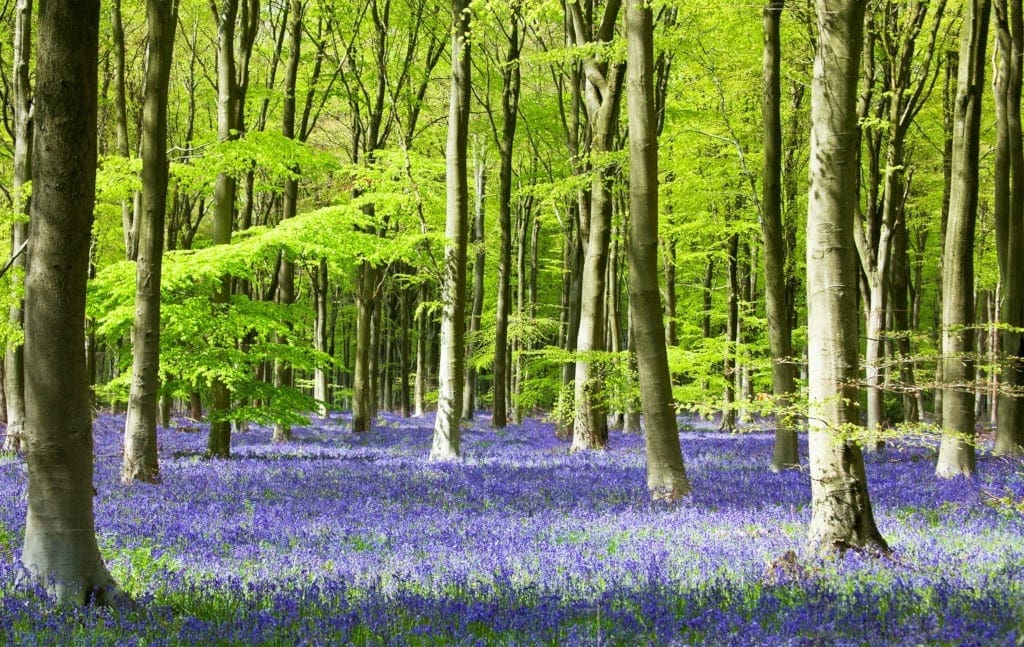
top-left (0, 412), bottom-right (1022, 645)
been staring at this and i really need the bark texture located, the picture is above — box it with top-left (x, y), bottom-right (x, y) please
top-left (122, 0), bottom-right (178, 484)
top-left (625, 0), bottom-right (690, 501)
top-left (21, 0), bottom-right (123, 604)
top-left (937, 0), bottom-right (990, 478)
top-left (805, 0), bottom-right (887, 557)
top-left (431, 0), bottom-right (472, 461)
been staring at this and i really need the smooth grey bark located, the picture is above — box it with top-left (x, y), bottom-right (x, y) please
top-left (111, 0), bottom-right (137, 261)
top-left (21, 0), bottom-right (123, 604)
top-left (568, 0), bottom-right (624, 452)
top-left (805, 0), bottom-right (887, 557)
top-left (936, 0), bottom-right (990, 478)
top-left (431, 0), bottom-right (472, 461)
top-left (625, 0), bottom-right (690, 501)
top-left (761, 0), bottom-right (799, 470)
top-left (463, 145), bottom-right (486, 421)
top-left (993, 0), bottom-right (1024, 456)
top-left (415, 283), bottom-right (430, 417)
top-left (721, 232), bottom-right (739, 432)
top-left (312, 258), bottom-right (330, 416)
top-left (272, 0), bottom-right (303, 444)
top-left (935, 50), bottom-right (958, 424)
top-left (122, 0), bottom-right (178, 483)
top-left (208, 0), bottom-right (242, 458)
top-left (3, 0), bottom-right (32, 455)
top-left (491, 2), bottom-right (523, 430)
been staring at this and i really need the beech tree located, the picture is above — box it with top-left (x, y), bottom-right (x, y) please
top-left (805, 0), bottom-right (887, 556)
top-left (936, 0), bottom-right (990, 478)
top-left (20, 0), bottom-right (123, 603)
top-left (2, 0), bottom-right (31, 454)
top-left (625, 0), bottom-right (690, 501)
top-left (122, 0), bottom-right (179, 483)
top-left (431, 0), bottom-right (472, 460)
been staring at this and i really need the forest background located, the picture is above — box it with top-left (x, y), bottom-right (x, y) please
top-left (0, 0), bottom-right (1023, 617)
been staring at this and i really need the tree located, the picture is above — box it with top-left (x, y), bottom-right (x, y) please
top-left (805, 0), bottom-right (887, 556)
top-left (122, 0), bottom-right (179, 483)
top-left (993, 0), bottom-right (1024, 456)
top-left (936, 0), bottom-right (990, 478)
top-left (761, 0), bottom-right (799, 471)
top-left (20, 0), bottom-right (124, 603)
top-left (568, 0), bottom-right (624, 452)
top-left (2, 0), bottom-right (31, 454)
top-left (624, 0), bottom-right (690, 501)
top-left (431, 0), bottom-right (472, 461)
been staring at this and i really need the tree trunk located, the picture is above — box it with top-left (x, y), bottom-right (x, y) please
top-left (3, 0), bottom-right (32, 455)
top-left (122, 0), bottom-right (178, 483)
top-left (937, 0), bottom-right (989, 478)
top-left (399, 287), bottom-right (412, 417)
top-left (463, 145), bottom-right (486, 421)
top-left (272, 0), bottom-right (303, 444)
top-left (208, 0), bottom-right (242, 459)
top-left (625, 0), bottom-right (690, 501)
top-left (721, 233), bottom-right (739, 432)
top-left (431, 0), bottom-right (471, 461)
top-left (569, 0), bottom-right (624, 452)
top-left (415, 283), bottom-right (429, 417)
top-left (110, 0), bottom-right (137, 261)
top-left (761, 0), bottom-right (799, 471)
top-left (312, 258), bottom-right (330, 416)
top-left (21, 0), bottom-right (123, 603)
top-left (805, 0), bottom-right (887, 556)
top-left (993, 0), bottom-right (1024, 455)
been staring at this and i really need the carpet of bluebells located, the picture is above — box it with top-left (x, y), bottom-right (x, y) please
top-left (0, 412), bottom-right (1022, 646)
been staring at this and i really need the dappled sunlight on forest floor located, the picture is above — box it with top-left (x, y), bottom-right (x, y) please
top-left (1, 413), bottom-right (1022, 645)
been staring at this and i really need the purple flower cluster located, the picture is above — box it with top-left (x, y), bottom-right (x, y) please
top-left (0, 413), bottom-right (1021, 645)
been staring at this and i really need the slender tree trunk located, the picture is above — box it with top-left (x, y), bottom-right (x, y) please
top-left (491, 6), bottom-right (522, 430)
top-left (625, 0), bottom-right (690, 501)
top-left (272, 0), bottom-right (303, 443)
top-left (721, 233), bottom-right (739, 431)
top-left (994, 0), bottom-right (1024, 455)
top-left (122, 0), bottom-right (178, 483)
top-left (663, 239), bottom-right (677, 347)
top-left (312, 259), bottom-right (330, 416)
top-left (431, 0), bottom-right (472, 460)
top-left (937, 0), bottom-right (989, 478)
top-left (415, 283), bottom-right (429, 417)
top-left (805, 0), bottom-right (887, 556)
top-left (21, 0), bottom-right (123, 603)
top-left (762, 0), bottom-right (798, 471)
top-left (399, 287), bottom-right (412, 417)
top-left (206, 0), bottom-right (242, 458)
top-left (463, 145), bottom-right (486, 420)
top-left (110, 0), bottom-right (137, 261)
top-left (3, 0), bottom-right (32, 455)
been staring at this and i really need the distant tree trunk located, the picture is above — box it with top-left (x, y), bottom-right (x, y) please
top-left (557, 209), bottom-right (583, 440)
top-left (937, 0), bottom-right (989, 478)
top-left (312, 259), bottom-right (330, 416)
top-left (207, 0), bottom-right (247, 458)
top-left (625, 0), bottom-right (690, 501)
top-left (399, 287), bottom-right (412, 417)
top-left (569, 0), bottom-right (624, 452)
top-left (431, 0), bottom-right (471, 460)
top-left (110, 0), bottom-right (137, 260)
top-left (993, 0), bottom-right (1024, 456)
top-left (491, 3), bottom-right (522, 430)
top-left (21, 0), bottom-right (123, 604)
top-left (463, 145), bottom-right (486, 421)
top-left (272, 0), bottom-right (303, 444)
top-left (721, 232), bottom-right (739, 432)
top-left (805, 0), bottom-right (888, 557)
top-left (663, 239), bottom-right (677, 347)
top-left (3, 0), bottom-right (32, 455)
top-left (761, 0), bottom-right (799, 470)
top-left (122, 0), bottom-right (178, 483)
top-left (415, 283), bottom-right (430, 417)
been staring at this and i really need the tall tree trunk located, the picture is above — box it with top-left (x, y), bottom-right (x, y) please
top-left (399, 287), bottom-right (412, 417)
top-left (21, 0), bottom-right (123, 603)
top-left (993, 0), bottom-right (1024, 455)
top-left (569, 0), bottom-right (624, 452)
top-left (625, 0), bottom-right (690, 501)
top-left (415, 283), bottom-right (430, 417)
top-left (312, 258), bottom-right (330, 416)
top-left (491, 4), bottom-right (522, 430)
top-left (761, 0), bottom-right (798, 470)
top-left (557, 209), bottom-right (583, 440)
top-left (463, 145), bottom-right (486, 421)
top-left (272, 0), bottom-right (303, 444)
top-left (805, 0), bottom-right (887, 557)
top-left (721, 232), bottom-right (739, 432)
top-left (122, 0), bottom-right (178, 483)
top-left (937, 0), bottom-right (989, 478)
top-left (3, 0), bottom-right (32, 455)
top-left (111, 0), bottom-right (137, 261)
top-left (431, 0), bottom-right (471, 460)
top-left (208, 0), bottom-right (242, 458)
